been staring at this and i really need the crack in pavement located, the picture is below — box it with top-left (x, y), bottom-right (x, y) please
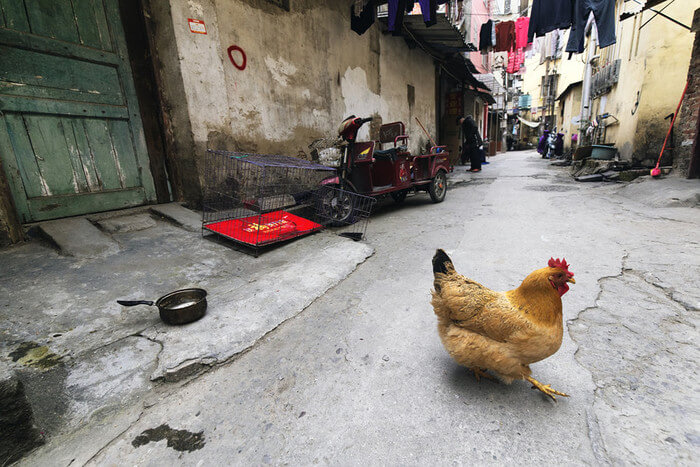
top-left (567, 254), bottom-right (698, 464)
top-left (567, 254), bottom-right (628, 465)
top-left (84, 409), bottom-right (145, 466)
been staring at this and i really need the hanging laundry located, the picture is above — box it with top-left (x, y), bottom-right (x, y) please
top-left (479, 19), bottom-right (495, 51)
top-left (351, 0), bottom-right (375, 35)
top-left (507, 49), bottom-right (518, 74)
top-left (495, 21), bottom-right (515, 52)
top-left (566, 0), bottom-right (617, 53)
top-left (491, 21), bottom-right (496, 48)
top-left (527, 0), bottom-right (574, 43)
top-left (545, 30), bottom-right (563, 58)
top-left (388, 0), bottom-right (409, 35)
top-left (507, 47), bottom-right (525, 74)
top-left (416, 0), bottom-right (437, 27)
top-left (515, 17), bottom-right (530, 49)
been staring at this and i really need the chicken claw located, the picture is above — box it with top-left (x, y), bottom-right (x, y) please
top-left (526, 376), bottom-right (569, 401)
top-left (470, 367), bottom-right (494, 382)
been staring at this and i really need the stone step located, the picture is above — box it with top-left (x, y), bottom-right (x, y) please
top-left (150, 203), bottom-right (201, 232)
top-left (38, 217), bottom-right (119, 258)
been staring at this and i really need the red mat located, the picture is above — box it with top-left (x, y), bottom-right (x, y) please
top-left (204, 210), bottom-right (322, 246)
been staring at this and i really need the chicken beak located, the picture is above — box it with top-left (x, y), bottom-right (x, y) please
top-left (567, 278), bottom-right (576, 284)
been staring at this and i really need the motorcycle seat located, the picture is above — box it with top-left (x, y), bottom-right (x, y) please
top-left (373, 146), bottom-right (408, 161)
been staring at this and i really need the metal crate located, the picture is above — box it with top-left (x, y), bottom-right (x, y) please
top-left (314, 185), bottom-right (376, 241)
top-left (202, 150), bottom-right (335, 254)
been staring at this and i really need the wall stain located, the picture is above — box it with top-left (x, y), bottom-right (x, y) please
top-left (132, 424), bottom-right (205, 452)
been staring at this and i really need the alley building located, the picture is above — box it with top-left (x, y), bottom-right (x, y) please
top-left (0, 0), bottom-right (495, 246)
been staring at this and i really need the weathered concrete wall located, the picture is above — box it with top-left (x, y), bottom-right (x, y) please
top-left (144, 0), bottom-right (201, 204)
top-left (154, 0), bottom-right (437, 204)
top-left (673, 8), bottom-right (700, 177)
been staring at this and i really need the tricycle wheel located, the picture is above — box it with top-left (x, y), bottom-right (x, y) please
top-left (429, 170), bottom-right (447, 203)
top-left (390, 189), bottom-right (409, 203)
top-left (320, 186), bottom-right (355, 226)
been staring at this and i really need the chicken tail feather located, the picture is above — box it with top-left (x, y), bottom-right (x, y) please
top-left (433, 249), bottom-right (454, 275)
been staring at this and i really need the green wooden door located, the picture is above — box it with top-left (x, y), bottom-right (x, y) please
top-left (0, 0), bottom-right (156, 222)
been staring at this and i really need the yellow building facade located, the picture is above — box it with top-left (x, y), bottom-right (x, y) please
top-left (520, 0), bottom-right (699, 164)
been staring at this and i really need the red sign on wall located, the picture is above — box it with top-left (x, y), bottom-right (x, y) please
top-left (188, 18), bottom-right (207, 34)
top-left (447, 92), bottom-right (462, 116)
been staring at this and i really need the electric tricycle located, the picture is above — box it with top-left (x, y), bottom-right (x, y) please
top-left (320, 116), bottom-right (452, 223)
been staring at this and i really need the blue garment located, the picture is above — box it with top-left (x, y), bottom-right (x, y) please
top-left (389, 1), bottom-right (448, 32)
top-left (387, 0), bottom-right (408, 34)
top-left (418, 0), bottom-right (437, 27)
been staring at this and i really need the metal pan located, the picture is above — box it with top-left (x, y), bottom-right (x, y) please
top-left (117, 288), bottom-right (207, 325)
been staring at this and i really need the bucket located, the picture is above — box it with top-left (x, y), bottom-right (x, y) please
top-left (590, 145), bottom-right (617, 160)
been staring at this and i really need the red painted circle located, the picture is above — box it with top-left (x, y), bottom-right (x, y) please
top-left (227, 45), bottom-right (246, 70)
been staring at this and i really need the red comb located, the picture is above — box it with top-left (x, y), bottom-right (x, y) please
top-left (548, 258), bottom-right (570, 271)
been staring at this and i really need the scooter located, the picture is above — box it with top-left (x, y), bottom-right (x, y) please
top-left (320, 115), bottom-right (452, 223)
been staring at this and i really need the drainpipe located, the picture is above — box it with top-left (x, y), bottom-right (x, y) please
top-left (580, 14), bottom-right (598, 129)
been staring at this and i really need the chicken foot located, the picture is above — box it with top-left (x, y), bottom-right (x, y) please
top-left (470, 367), bottom-right (494, 382)
top-left (526, 376), bottom-right (569, 401)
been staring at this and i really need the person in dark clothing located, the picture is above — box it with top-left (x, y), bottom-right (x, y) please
top-left (458, 115), bottom-right (483, 172)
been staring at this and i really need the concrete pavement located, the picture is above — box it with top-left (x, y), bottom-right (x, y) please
top-left (1, 204), bottom-right (373, 465)
top-left (8, 150), bottom-right (700, 465)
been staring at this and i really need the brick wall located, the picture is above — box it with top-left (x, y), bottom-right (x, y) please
top-left (673, 8), bottom-right (700, 178)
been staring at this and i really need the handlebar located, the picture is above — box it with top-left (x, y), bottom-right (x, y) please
top-left (359, 117), bottom-right (373, 124)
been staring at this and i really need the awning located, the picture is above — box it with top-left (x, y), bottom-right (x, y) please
top-left (441, 55), bottom-right (487, 89)
top-left (556, 80), bottom-right (583, 101)
top-left (471, 87), bottom-right (497, 105)
top-left (377, 11), bottom-right (490, 92)
top-left (396, 13), bottom-right (476, 55)
top-left (620, 0), bottom-right (691, 30)
top-left (517, 116), bottom-right (542, 128)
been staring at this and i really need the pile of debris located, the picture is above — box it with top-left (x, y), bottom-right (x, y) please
top-left (570, 159), bottom-right (672, 182)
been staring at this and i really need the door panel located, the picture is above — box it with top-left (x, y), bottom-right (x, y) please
top-left (0, 0), bottom-right (31, 32)
top-left (0, 0), bottom-right (156, 222)
top-left (0, 45), bottom-right (124, 105)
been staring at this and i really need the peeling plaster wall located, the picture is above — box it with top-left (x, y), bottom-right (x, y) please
top-left (155, 0), bottom-right (436, 202)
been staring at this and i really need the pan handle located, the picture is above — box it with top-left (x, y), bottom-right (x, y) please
top-left (117, 300), bottom-right (154, 307)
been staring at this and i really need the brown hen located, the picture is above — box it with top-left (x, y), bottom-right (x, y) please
top-left (431, 249), bottom-right (575, 400)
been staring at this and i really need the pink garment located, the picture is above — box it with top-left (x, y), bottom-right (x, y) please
top-left (515, 17), bottom-right (530, 49)
top-left (507, 49), bottom-right (519, 74)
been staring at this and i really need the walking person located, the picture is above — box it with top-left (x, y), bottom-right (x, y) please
top-left (457, 115), bottom-right (483, 172)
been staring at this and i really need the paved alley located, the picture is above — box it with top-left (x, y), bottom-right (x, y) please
top-left (21, 150), bottom-right (699, 466)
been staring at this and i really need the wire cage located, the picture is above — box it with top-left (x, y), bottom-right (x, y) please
top-left (314, 185), bottom-right (376, 241)
top-left (202, 150), bottom-right (333, 250)
top-left (202, 150), bottom-right (375, 253)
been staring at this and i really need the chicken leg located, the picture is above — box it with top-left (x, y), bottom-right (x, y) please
top-left (526, 376), bottom-right (569, 401)
top-left (470, 367), bottom-right (494, 382)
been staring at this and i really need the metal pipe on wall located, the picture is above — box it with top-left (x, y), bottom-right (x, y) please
top-left (580, 14), bottom-right (598, 127)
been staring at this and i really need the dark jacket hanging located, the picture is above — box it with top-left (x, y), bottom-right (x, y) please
top-left (351, 0), bottom-right (376, 36)
top-left (527, 0), bottom-right (574, 42)
top-left (479, 20), bottom-right (494, 51)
